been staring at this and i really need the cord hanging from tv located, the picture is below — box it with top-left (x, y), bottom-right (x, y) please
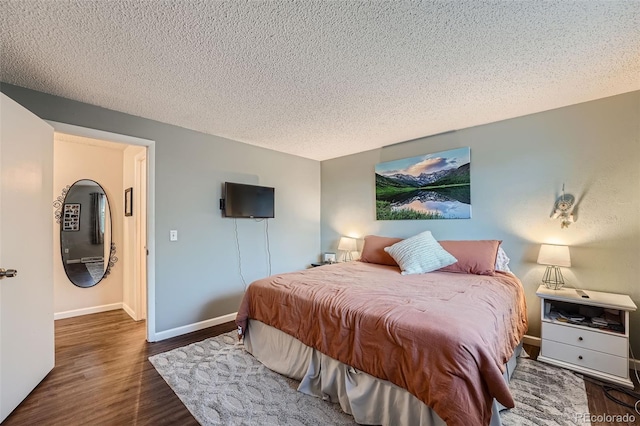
top-left (221, 182), bottom-right (275, 218)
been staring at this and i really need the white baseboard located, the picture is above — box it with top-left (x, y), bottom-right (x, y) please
top-left (523, 334), bottom-right (541, 347)
top-left (122, 303), bottom-right (137, 321)
top-left (154, 312), bottom-right (237, 342)
top-left (54, 303), bottom-right (122, 320)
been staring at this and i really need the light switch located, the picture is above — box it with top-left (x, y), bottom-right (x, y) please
top-left (170, 230), bottom-right (178, 241)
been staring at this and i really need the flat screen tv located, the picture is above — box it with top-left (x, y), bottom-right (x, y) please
top-left (222, 182), bottom-right (275, 218)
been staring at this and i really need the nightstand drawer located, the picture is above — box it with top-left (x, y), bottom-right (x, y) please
top-left (541, 339), bottom-right (628, 378)
top-left (542, 322), bottom-right (626, 357)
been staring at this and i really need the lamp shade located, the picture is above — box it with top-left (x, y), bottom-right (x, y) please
top-left (537, 244), bottom-right (571, 267)
top-left (338, 237), bottom-right (357, 252)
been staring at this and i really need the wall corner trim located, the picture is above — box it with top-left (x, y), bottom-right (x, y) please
top-left (54, 303), bottom-right (122, 320)
top-left (152, 312), bottom-right (238, 342)
top-left (122, 303), bottom-right (137, 321)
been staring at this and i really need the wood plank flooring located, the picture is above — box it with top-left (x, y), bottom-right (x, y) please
top-left (3, 310), bottom-right (235, 426)
top-left (4, 310), bottom-right (639, 425)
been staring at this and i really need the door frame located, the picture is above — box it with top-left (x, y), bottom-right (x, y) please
top-left (45, 121), bottom-right (158, 342)
top-left (133, 150), bottom-right (147, 320)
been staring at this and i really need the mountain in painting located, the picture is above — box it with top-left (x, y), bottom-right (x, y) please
top-left (378, 163), bottom-right (470, 190)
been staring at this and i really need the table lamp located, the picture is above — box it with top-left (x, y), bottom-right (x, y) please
top-left (537, 244), bottom-right (571, 290)
top-left (338, 237), bottom-right (357, 262)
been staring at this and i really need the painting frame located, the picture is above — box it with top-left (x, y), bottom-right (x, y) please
top-left (124, 187), bottom-right (133, 217)
top-left (62, 203), bottom-right (81, 231)
top-left (375, 147), bottom-right (471, 220)
top-left (323, 252), bottom-right (337, 264)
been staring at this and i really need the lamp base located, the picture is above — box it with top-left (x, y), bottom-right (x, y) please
top-left (542, 265), bottom-right (565, 290)
top-left (340, 250), bottom-right (353, 262)
top-left (543, 281), bottom-right (565, 290)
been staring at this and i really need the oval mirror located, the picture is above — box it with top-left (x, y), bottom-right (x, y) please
top-left (60, 179), bottom-right (112, 288)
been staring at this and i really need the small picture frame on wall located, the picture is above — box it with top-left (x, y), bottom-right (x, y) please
top-left (62, 203), bottom-right (80, 231)
top-left (323, 252), bottom-right (337, 264)
top-left (124, 187), bottom-right (133, 217)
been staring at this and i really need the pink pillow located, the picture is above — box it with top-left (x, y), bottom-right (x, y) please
top-left (359, 235), bottom-right (403, 266)
top-left (437, 240), bottom-right (502, 275)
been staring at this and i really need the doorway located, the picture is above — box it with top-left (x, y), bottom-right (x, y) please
top-left (48, 122), bottom-right (157, 341)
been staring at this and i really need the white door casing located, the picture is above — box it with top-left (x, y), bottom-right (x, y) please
top-left (45, 121), bottom-right (157, 341)
top-left (134, 152), bottom-right (147, 320)
top-left (0, 93), bottom-right (55, 422)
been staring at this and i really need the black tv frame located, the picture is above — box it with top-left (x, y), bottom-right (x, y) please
top-left (221, 182), bottom-right (275, 219)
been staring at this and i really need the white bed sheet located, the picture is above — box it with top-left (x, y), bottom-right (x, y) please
top-left (245, 319), bottom-right (521, 426)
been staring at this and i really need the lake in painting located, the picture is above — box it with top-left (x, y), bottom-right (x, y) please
top-left (375, 147), bottom-right (471, 220)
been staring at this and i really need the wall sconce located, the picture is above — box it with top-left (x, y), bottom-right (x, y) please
top-left (338, 237), bottom-right (357, 262)
top-left (537, 244), bottom-right (571, 290)
top-left (550, 184), bottom-right (576, 228)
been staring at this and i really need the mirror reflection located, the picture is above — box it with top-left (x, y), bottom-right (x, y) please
top-left (61, 179), bottom-right (111, 288)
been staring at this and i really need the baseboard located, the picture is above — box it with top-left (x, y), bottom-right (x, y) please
top-left (629, 357), bottom-right (640, 370)
top-left (54, 303), bottom-right (122, 320)
top-left (522, 334), bottom-right (541, 347)
top-left (122, 303), bottom-right (137, 321)
top-left (154, 312), bottom-right (238, 342)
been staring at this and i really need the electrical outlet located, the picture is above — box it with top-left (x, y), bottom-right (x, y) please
top-left (170, 230), bottom-right (178, 241)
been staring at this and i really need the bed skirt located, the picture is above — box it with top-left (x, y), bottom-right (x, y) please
top-left (244, 319), bottom-right (521, 426)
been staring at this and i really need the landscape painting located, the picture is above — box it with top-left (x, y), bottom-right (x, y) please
top-left (375, 147), bottom-right (471, 220)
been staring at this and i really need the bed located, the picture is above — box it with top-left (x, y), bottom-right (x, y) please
top-left (236, 238), bottom-right (528, 426)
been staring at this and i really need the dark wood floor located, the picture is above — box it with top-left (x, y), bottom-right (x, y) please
top-left (4, 311), bottom-right (639, 425)
top-left (4, 310), bottom-right (235, 425)
top-left (64, 263), bottom-right (101, 287)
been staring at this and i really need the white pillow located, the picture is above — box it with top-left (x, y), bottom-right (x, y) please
top-left (384, 231), bottom-right (457, 275)
top-left (495, 246), bottom-right (512, 273)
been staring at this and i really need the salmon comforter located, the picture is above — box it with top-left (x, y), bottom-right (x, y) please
top-left (236, 261), bottom-right (528, 426)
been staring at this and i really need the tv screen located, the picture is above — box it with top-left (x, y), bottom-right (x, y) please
top-left (223, 182), bottom-right (275, 218)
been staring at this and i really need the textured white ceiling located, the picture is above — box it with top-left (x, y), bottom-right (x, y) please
top-left (1, 1), bottom-right (639, 161)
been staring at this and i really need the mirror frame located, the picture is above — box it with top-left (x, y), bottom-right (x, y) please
top-left (57, 179), bottom-right (114, 288)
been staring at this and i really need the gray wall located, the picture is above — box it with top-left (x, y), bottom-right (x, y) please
top-left (1, 83), bottom-right (321, 333)
top-left (321, 91), bottom-right (640, 354)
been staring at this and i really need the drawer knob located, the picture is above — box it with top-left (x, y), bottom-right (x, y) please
top-left (578, 355), bottom-right (583, 360)
top-left (578, 337), bottom-right (583, 341)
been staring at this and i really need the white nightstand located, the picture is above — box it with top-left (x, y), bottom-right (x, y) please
top-left (536, 285), bottom-right (637, 388)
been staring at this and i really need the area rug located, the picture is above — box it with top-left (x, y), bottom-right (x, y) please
top-left (501, 356), bottom-right (591, 425)
top-left (149, 332), bottom-right (590, 425)
top-left (85, 261), bottom-right (104, 282)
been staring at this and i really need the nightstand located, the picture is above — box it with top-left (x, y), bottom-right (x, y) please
top-left (536, 285), bottom-right (637, 388)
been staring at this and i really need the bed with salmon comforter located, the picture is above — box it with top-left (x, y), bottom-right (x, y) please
top-left (236, 261), bottom-right (528, 426)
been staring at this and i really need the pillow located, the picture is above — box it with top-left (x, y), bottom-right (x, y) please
top-left (495, 246), bottom-right (512, 273)
top-left (359, 235), bottom-right (403, 266)
top-left (384, 231), bottom-right (457, 275)
top-left (437, 240), bottom-right (501, 275)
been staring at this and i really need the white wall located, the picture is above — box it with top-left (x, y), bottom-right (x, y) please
top-left (53, 136), bottom-right (124, 314)
top-left (321, 91), bottom-right (640, 354)
top-left (3, 83), bottom-right (321, 334)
